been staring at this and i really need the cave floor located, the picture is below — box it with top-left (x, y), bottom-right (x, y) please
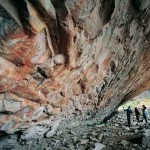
top-left (0, 111), bottom-right (150, 150)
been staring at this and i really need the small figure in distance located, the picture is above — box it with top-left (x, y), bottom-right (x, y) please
top-left (123, 106), bottom-right (133, 127)
top-left (142, 105), bottom-right (149, 124)
top-left (134, 107), bottom-right (140, 123)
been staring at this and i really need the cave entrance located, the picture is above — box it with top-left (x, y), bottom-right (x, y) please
top-left (118, 89), bottom-right (150, 112)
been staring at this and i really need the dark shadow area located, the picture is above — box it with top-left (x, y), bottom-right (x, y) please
top-left (103, 110), bottom-right (119, 123)
top-left (15, 131), bottom-right (23, 142)
top-left (0, 5), bottom-right (19, 40)
top-left (101, 0), bottom-right (115, 25)
top-left (0, 131), bottom-right (9, 139)
top-left (51, 0), bottom-right (70, 64)
top-left (10, 0), bottom-right (35, 37)
top-left (129, 135), bottom-right (143, 144)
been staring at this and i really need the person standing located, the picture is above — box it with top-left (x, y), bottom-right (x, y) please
top-left (134, 107), bottom-right (140, 122)
top-left (123, 106), bottom-right (133, 127)
top-left (142, 105), bottom-right (149, 124)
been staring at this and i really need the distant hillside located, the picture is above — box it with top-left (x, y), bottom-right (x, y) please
top-left (132, 90), bottom-right (150, 100)
top-left (118, 98), bottom-right (150, 111)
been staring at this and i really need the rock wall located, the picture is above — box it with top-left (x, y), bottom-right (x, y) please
top-left (0, 0), bottom-right (150, 133)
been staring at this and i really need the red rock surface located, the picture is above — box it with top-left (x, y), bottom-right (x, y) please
top-left (0, 0), bottom-right (150, 133)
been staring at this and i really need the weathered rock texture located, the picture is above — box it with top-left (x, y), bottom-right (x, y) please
top-left (0, 0), bottom-right (150, 133)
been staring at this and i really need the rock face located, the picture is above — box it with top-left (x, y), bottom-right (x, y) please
top-left (0, 0), bottom-right (150, 133)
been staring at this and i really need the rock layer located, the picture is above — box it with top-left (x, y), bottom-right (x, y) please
top-left (0, 0), bottom-right (150, 133)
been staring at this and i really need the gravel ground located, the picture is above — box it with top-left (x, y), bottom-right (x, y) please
top-left (0, 110), bottom-right (150, 150)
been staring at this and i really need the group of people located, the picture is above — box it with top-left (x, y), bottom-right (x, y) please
top-left (123, 105), bottom-right (149, 127)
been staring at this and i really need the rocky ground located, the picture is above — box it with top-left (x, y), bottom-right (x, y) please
top-left (0, 110), bottom-right (150, 150)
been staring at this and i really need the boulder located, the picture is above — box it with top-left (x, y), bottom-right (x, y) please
top-left (80, 139), bottom-right (89, 145)
top-left (93, 143), bottom-right (106, 150)
top-left (20, 125), bottom-right (49, 141)
top-left (45, 119), bottom-right (61, 138)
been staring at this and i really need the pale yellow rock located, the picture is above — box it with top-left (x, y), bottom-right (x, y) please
top-left (26, 0), bottom-right (45, 32)
top-left (26, 0), bottom-right (55, 56)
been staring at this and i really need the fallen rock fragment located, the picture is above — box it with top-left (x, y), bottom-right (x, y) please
top-left (93, 143), bottom-right (106, 150)
top-left (45, 119), bottom-right (61, 138)
top-left (20, 125), bottom-right (49, 141)
top-left (80, 139), bottom-right (89, 145)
